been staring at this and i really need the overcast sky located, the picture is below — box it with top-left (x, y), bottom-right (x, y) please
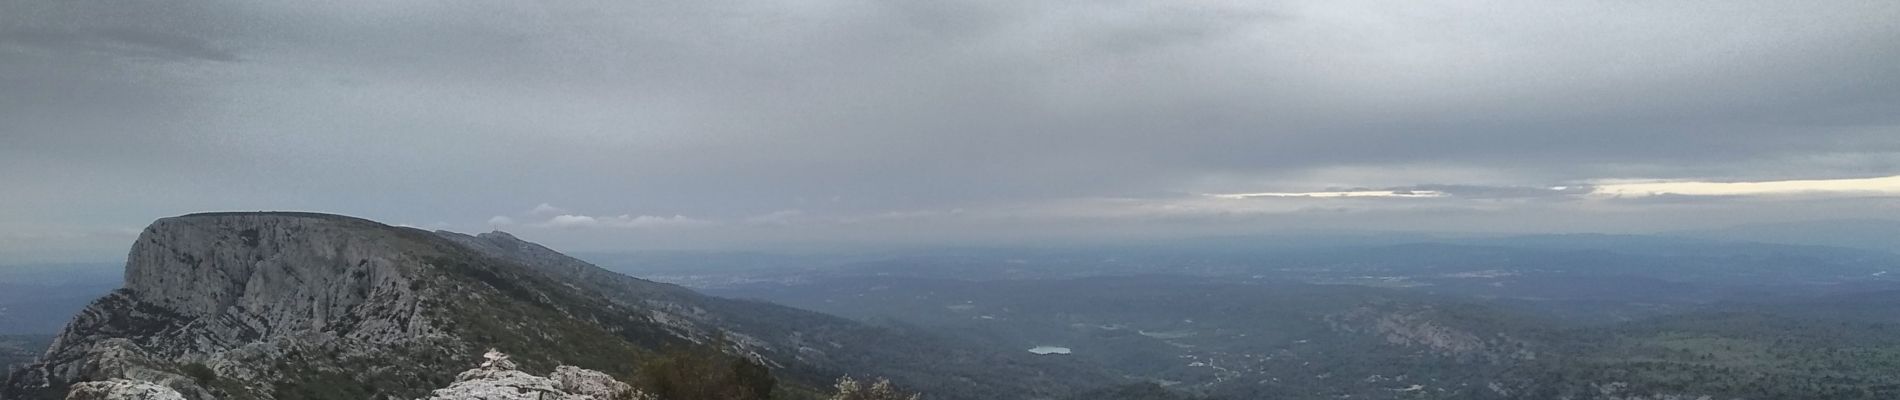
top-left (3, 0), bottom-right (1898, 262)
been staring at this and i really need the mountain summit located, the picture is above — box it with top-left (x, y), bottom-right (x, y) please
top-left (3, 212), bottom-right (1104, 400)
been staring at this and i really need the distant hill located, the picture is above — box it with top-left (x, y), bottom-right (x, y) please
top-left (0, 282), bottom-right (114, 334)
top-left (1670, 219), bottom-right (1900, 253)
top-left (0, 335), bottom-right (52, 374)
top-left (0, 264), bottom-right (121, 334)
top-left (724, 274), bottom-right (1900, 400)
top-left (0, 263), bottom-right (120, 286)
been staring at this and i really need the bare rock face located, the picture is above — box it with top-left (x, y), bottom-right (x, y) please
top-left (63, 380), bottom-right (186, 400)
top-left (548, 366), bottom-right (636, 400)
top-left (121, 213), bottom-right (433, 336)
top-left (422, 351), bottom-right (645, 400)
top-left (5, 213), bottom-right (452, 400)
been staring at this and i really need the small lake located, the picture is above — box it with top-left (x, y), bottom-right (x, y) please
top-left (1027, 346), bottom-right (1072, 355)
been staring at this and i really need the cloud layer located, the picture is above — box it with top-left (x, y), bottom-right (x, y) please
top-left (2, 0), bottom-right (1897, 258)
top-left (1591, 175), bottom-right (1900, 198)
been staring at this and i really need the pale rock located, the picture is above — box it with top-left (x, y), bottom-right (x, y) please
top-left (423, 351), bottom-right (643, 400)
top-left (549, 366), bottom-right (637, 400)
top-left (64, 380), bottom-right (187, 400)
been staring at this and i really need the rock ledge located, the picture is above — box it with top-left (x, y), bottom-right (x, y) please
top-left (422, 350), bottom-right (646, 400)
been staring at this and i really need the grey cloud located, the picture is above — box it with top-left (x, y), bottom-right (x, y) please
top-left (0, 28), bottom-right (238, 61)
top-left (2, 0), bottom-right (1898, 259)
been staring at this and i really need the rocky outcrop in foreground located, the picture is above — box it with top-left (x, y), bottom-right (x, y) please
top-left (62, 380), bottom-right (185, 400)
top-left (53, 350), bottom-right (638, 400)
top-left (423, 350), bottom-right (644, 400)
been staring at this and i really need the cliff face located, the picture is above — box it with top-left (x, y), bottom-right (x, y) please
top-left (119, 214), bottom-right (436, 343)
top-left (4, 214), bottom-right (468, 400)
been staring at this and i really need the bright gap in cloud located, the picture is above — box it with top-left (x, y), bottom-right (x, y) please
top-left (537, 214), bottom-right (712, 229)
top-left (1590, 175), bottom-right (1900, 198)
top-left (1207, 190), bottom-right (1448, 199)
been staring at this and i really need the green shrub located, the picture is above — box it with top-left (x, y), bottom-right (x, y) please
top-left (180, 362), bottom-right (218, 386)
top-left (636, 344), bottom-right (776, 400)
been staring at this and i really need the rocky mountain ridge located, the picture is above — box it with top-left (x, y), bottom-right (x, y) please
top-left (2, 212), bottom-right (1108, 400)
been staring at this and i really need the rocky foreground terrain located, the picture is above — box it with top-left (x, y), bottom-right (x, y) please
top-left (62, 350), bottom-right (642, 400)
top-left (419, 350), bottom-right (644, 400)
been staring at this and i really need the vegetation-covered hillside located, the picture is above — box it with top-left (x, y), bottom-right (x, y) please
top-left (722, 274), bottom-right (1900, 399)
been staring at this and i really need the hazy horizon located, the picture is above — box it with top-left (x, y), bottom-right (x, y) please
top-left (6, 214), bottom-right (1898, 265)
